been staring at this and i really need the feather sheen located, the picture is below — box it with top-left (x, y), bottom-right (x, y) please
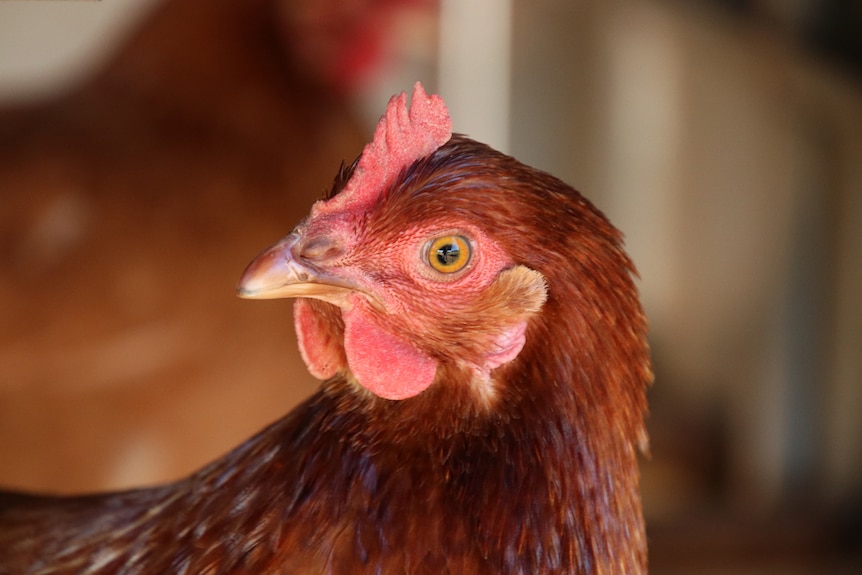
top-left (0, 131), bottom-right (651, 574)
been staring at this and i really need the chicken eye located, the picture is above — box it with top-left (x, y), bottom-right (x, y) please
top-left (427, 235), bottom-right (471, 273)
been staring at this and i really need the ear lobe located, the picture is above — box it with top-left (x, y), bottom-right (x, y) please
top-left (483, 321), bottom-right (530, 370)
top-left (475, 265), bottom-right (548, 372)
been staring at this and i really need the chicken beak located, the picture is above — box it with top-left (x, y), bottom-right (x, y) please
top-left (237, 234), bottom-right (354, 305)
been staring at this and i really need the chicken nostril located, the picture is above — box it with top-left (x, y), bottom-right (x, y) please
top-left (299, 236), bottom-right (344, 262)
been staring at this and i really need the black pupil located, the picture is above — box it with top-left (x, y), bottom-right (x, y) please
top-left (436, 242), bottom-right (460, 266)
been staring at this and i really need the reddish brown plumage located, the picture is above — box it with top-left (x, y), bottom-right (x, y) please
top-left (0, 133), bottom-right (651, 573)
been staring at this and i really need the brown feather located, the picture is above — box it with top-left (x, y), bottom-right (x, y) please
top-left (0, 135), bottom-right (651, 574)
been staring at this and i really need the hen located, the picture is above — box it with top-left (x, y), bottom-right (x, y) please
top-left (0, 83), bottom-right (652, 574)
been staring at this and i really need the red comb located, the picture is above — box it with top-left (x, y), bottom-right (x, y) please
top-left (315, 82), bottom-right (452, 215)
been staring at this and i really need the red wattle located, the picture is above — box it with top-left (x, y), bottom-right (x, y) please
top-left (342, 306), bottom-right (437, 400)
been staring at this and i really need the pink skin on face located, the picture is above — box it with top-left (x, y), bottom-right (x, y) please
top-left (291, 220), bottom-right (526, 400)
top-left (242, 83), bottom-right (538, 400)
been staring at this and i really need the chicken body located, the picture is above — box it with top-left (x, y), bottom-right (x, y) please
top-left (0, 85), bottom-right (651, 574)
top-left (0, 377), bottom-right (636, 574)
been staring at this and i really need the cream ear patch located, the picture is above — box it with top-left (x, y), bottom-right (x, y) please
top-left (475, 266), bottom-right (547, 369)
top-left (446, 265), bottom-right (548, 406)
top-left (490, 266), bottom-right (548, 316)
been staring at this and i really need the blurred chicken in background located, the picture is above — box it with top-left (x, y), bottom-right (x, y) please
top-left (0, 0), bottom-right (435, 493)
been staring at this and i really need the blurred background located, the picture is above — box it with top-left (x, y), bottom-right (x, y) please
top-left (0, 0), bottom-right (860, 573)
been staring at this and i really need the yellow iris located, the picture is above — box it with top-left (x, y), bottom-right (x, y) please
top-left (427, 235), bottom-right (471, 273)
